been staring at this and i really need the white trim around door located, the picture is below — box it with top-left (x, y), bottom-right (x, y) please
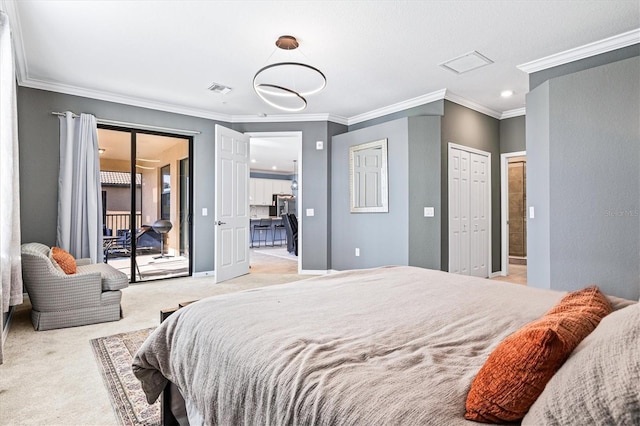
top-left (448, 142), bottom-right (492, 278)
top-left (500, 150), bottom-right (526, 277)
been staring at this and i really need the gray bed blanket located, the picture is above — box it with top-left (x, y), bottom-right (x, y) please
top-left (132, 266), bottom-right (629, 425)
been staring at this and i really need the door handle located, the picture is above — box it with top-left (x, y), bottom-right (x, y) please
top-left (216, 221), bottom-right (226, 225)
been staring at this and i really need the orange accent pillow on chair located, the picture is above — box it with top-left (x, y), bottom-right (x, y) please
top-left (464, 285), bottom-right (612, 423)
top-left (51, 247), bottom-right (77, 274)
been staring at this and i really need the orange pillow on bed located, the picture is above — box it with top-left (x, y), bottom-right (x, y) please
top-left (51, 247), bottom-right (77, 274)
top-left (464, 285), bottom-right (612, 423)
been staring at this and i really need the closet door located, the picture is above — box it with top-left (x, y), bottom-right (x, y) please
top-left (469, 152), bottom-right (489, 277)
top-left (449, 147), bottom-right (470, 274)
top-left (448, 144), bottom-right (490, 277)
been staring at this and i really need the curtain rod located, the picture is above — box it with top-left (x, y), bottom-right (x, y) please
top-left (51, 111), bottom-right (202, 136)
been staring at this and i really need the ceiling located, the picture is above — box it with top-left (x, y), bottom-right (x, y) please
top-left (2, 1), bottom-right (639, 125)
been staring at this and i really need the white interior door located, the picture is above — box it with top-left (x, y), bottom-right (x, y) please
top-left (449, 147), bottom-right (470, 274)
top-left (215, 125), bottom-right (250, 283)
top-left (448, 144), bottom-right (490, 278)
top-left (469, 152), bottom-right (489, 277)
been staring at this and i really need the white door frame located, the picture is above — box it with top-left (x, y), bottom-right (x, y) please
top-left (500, 150), bottom-right (526, 277)
top-left (246, 131), bottom-right (302, 273)
top-left (448, 142), bottom-right (492, 277)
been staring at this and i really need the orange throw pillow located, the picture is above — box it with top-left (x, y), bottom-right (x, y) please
top-left (464, 286), bottom-right (611, 423)
top-left (51, 247), bottom-right (77, 274)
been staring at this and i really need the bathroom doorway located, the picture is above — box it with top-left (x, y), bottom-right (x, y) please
top-left (500, 152), bottom-right (527, 284)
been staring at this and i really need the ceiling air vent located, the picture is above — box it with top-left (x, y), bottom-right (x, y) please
top-left (208, 83), bottom-right (232, 94)
top-left (439, 51), bottom-right (494, 74)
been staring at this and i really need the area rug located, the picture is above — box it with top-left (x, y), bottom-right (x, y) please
top-left (91, 328), bottom-right (160, 426)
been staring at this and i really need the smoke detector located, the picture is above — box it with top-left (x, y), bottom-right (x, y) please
top-left (208, 83), bottom-right (232, 94)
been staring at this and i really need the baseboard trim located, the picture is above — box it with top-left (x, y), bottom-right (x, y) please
top-left (192, 271), bottom-right (215, 278)
top-left (300, 269), bottom-right (333, 275)
top-left (489, 271), bottom-right (504, 278)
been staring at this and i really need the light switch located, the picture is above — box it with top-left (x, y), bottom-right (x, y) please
top-left (424, 207), bottom-right (435, 217)
top-left (202, 208), bottom-right (208, 216)
top-left (316, 141), bottom-right (323, 150)
top-left (306, 208), bottom-right (315, 217)
top-left (529, 206), bottom-right (535, 219)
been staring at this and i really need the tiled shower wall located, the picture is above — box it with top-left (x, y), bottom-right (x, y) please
top-left (508, 159), bottom-right (527, 257)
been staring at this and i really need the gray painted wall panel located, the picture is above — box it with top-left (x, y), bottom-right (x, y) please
top-left (525, 82), bottom-right (551, 289)
top-left (408, 116), bottom-right (441, 269)
top-left (331, 118), bottom-right (410, 269)
top-left (548, 56), bottom-right (639, 300)
top-left (500, 116), bottom-right (526, 153)
top-left (527, 57), bottom-right (640, 300)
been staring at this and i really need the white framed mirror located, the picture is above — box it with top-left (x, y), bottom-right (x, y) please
top-left (349, 138), bottom-right (388, 213)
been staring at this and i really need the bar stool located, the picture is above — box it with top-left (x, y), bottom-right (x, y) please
top-left (252, 219), bottom-right (272, 247)
top-left (273, 218), bottom-right (287, 247)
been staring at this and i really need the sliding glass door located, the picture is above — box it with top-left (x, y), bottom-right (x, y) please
top-left (97, 126), bottom-right (192, 282)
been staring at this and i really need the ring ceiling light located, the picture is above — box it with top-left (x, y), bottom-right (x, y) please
top-left (253, 36), bottom-right (326, 112)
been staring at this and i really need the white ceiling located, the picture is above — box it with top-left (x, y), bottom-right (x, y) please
top-left (3, 1), bottom-right (639, 124)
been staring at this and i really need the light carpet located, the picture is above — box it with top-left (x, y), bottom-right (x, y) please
top-left (91, 328), bottom-right (158, 426)
top-left (0, 271), bottom-right (314, 425)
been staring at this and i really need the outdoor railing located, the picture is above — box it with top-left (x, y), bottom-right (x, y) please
top-left (105, 213), bottom-right (142, 235)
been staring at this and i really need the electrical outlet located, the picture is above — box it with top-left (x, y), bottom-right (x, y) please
top-left (355, 248), bottom-right (360, 256)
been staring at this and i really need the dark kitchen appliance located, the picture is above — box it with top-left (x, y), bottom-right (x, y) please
top-left (270, 194), bottom-right (296, 217)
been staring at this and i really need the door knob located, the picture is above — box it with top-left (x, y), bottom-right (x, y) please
top-left (216, 221), bottom-right (226, 225)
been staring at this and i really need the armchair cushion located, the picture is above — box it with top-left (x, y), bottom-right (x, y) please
top-left (77, 263), bottom-right (128, 291)
top-left (51, 246), bottom-right (77, 274)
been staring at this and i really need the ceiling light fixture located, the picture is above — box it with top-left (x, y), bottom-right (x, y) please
top-left (253, 35), bottom-right (326, 112)
top-left (291, 159), bottom-right (299, 191)
top-left (500, 90), bottom-right (514, 98)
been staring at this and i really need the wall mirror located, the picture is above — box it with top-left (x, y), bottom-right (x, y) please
top-left (349, 138), bottom-right (389, 213)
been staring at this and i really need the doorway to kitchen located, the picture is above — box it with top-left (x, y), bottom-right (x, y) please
top-left (98, 126), bottom-right (193, 282)
top-left (247, 132), bottom-right (301, 274)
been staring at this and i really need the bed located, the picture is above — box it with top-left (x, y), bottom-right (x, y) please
top-left (132, 265), bottom-right (639, 425)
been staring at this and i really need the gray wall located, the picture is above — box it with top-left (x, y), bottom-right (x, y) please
top-left (500, 116), bottom-right (526, 153)
top-left (331, 118), bottom-right (409, 269)
top-left (17, 87), bottom-right (346, 274)
top-left (17, 87), bottom-right (224, 274)
top-left (232, 121), bottom-right (347, 271)
top-left (441, 100), bottom-right (501, 273)
top-left (527, 56), bottom-right (640, 300)
top-left (331, 116), bottom-right (441, 270)
top-left (407, 116), bottom-right (442, 269)
top-left (525, 82), bottom-right (551, 288)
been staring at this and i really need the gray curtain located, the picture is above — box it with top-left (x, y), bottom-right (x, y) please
top-left (56, 112), bottom-right (103, 263)
top-left (0, 10), bottom-right (24, 365)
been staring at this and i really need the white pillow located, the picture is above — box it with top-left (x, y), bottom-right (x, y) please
top-left (523, 303), bottom-right (639, 425)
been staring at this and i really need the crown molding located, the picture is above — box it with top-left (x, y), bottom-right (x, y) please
top-left (347, 89), bottom-right (447, 125)
top-left (1, 0), bottom-right (27, 83)
top-left (517, 28), bottom-right (640, 74)
top-left (20, 77), bottom-right (235, 122)
top-left (444, 91), bottom-right (502, 119)
top-left (500, 107), bottom-right (526, 119)
top-left (230, 113), bottom-right (348, 125)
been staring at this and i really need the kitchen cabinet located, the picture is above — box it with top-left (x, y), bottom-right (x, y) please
top-left (250, 178), bottom-right (292, 206)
